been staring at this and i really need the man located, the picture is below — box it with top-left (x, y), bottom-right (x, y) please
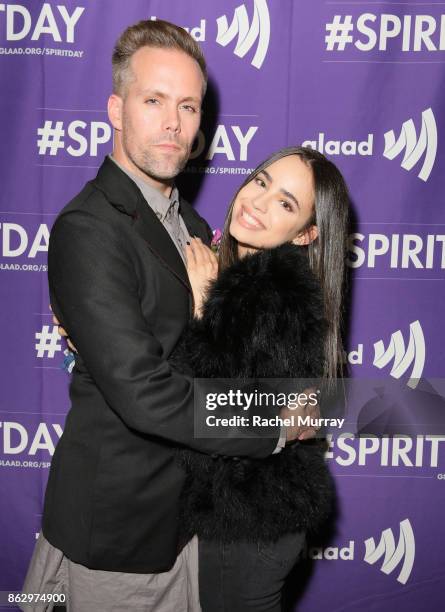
top-left (22, 19), bottom-right (316, 611)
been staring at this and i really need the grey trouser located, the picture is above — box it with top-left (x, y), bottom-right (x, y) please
top-left (21, 532), bottom-right (201, 612)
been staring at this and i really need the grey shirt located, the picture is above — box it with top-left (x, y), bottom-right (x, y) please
top-left (109, 155), bottom-right (191, 262)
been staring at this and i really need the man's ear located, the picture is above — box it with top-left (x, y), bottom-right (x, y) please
top-left (292, 224), bottom-right (319, 246)
top-left (108, 94), bottom-right (123, 131)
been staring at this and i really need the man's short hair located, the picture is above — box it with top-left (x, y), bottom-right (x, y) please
top-left (112, 19), bottom-right (207, 97)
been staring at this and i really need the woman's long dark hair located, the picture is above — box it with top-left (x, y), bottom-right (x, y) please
top-left (218, 146), bottom-right (350, 381)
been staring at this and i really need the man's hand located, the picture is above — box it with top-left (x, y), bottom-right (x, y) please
top-left (281, 388), bottom-right (321, 442)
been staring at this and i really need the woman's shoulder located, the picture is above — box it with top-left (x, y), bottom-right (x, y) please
top-left (214, 243), bottom-right (320, 304)
top-left (229, 242), bottom-right (310, 272)
top-left (200, 242), bottom-right (326, 346)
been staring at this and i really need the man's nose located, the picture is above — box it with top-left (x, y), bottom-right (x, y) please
top-left (163, 105), bottom-right (181, 134)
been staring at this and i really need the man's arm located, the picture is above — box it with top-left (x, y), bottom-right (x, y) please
top-left (49, 209), bottom-right (279, 458)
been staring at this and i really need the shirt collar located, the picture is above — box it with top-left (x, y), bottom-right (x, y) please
top-left (109, 155), bottom-right (179, 221)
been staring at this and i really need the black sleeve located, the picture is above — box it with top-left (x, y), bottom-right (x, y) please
top-left (48, 209), bottom-right (279, 458)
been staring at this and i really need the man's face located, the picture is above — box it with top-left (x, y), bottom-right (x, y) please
top-left (109, 46), bottom-right (204, 185)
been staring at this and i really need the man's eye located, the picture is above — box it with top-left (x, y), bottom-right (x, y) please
top-left (181, 105), bottom-right (197, 113)
top-left (146, 98), bottom-right (159, 104)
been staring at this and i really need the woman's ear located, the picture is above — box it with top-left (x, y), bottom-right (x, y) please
top-left (293, 224), bottom-right (319, 246)
top-left (108, 94), bottom-right (123, 131)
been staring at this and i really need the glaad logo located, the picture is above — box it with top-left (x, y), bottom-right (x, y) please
top-left (302, 134), bottom-right (373, 156)
top-left (216, 0), bottom-right (270, 69)
top-left (383, 108), bottom-right (437, 182)
top-left (364, 519), bottom-right (415, 585)
top-left (373, 320), bottom-right (425, 389)
top-left (303, 107), bottom-right (437, 181)
top-left (307, 519), bottom-right (415, 585)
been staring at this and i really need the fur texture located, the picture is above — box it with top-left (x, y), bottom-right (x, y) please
top-left (171, 243), bottom-right (335, 543)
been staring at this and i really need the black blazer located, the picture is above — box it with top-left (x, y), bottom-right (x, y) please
top-left (43, 157), bottom-right (279, 573)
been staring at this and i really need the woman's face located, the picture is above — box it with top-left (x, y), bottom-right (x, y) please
top-left (229, 155), bottom-right (318, 256)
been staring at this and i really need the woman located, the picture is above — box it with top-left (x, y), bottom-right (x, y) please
top-left (170, 145), bottom-right (350, 611)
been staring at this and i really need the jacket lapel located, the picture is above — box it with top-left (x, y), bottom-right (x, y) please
top-left (133, 197), bottom-right (191, 290)
top-left (93, 157), bottom-right (191, 291)
top-left (179, 198), bottom-right (212, 245)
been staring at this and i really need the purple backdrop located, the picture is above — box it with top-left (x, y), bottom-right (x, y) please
top-left (1, 1), bottom-right (444, 610)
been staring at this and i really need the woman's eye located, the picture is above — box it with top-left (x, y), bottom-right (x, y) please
top-left (255, 177), bottom-right (266, 188)
top-left (280, 201), bottom-right (293, 212)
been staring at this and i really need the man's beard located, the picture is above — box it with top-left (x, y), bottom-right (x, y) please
top-left (129, 146), bottom-right (190, 181)
top-left (122, 123), bottom-right (190, 181)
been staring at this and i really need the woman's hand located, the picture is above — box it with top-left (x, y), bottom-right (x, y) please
top-left (185, 237), bottom-right (218, 318)
top-left (281, 387), bottom-right (321, 442)
top-left (51, 308), bottom-right (78, 353)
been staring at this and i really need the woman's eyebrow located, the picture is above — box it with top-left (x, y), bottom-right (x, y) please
top-left (280, 188), bottom-right (300, 210)
top-left (261, 169), bottom-right (272, 183)
top-left (261, 169), bottom-right (300, 209)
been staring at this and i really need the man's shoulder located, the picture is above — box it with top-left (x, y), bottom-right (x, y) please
top-left (50, 179), bottom-right (132, 253)
top-left (58, 180), bottom-right (105, 216)
top-left (56, 178), bottom-right (123, 227)
top-left (56, 157), bottom-right (136, 222)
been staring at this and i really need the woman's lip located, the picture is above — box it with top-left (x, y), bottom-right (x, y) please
top-left (237, 205), bottom-right (265, 230)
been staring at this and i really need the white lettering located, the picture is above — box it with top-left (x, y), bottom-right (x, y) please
top-left (28, 224), bottom-right (49, 258)
top-left (31, 3), bottom-right (61, 42)
top-left (67, 120), bottom-right (88, 156)
top-left (1, 421), bottom-right (28, 454)
top-left (355, 13), bottom-right (378, 52)
top-left (1, 222), bottom-right (28, 257)
top-left (56, 6), bottom-right (85, 43)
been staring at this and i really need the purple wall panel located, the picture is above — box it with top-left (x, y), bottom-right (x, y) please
top-left (1, 1), bottom-right (444, 609)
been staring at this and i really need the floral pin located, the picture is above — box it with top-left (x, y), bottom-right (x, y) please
top-left (211, 228), bottom-right (222, 254)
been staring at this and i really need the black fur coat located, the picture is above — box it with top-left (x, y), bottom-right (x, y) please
top-left (171, 243), bottom-right (335, 544)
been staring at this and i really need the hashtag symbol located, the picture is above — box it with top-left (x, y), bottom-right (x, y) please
top-left (36, 121), bottom-right (65, 155)
top-left (325, 15), bottom-right (354, 51)
top-left (35, 325), bottom-right (62, 358)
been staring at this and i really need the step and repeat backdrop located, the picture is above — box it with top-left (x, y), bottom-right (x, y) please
top-left (1, 1), bottom-right (444, 610)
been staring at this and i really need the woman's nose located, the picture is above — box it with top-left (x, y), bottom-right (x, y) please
top-left (251, 194), bottom-right (268, 213)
